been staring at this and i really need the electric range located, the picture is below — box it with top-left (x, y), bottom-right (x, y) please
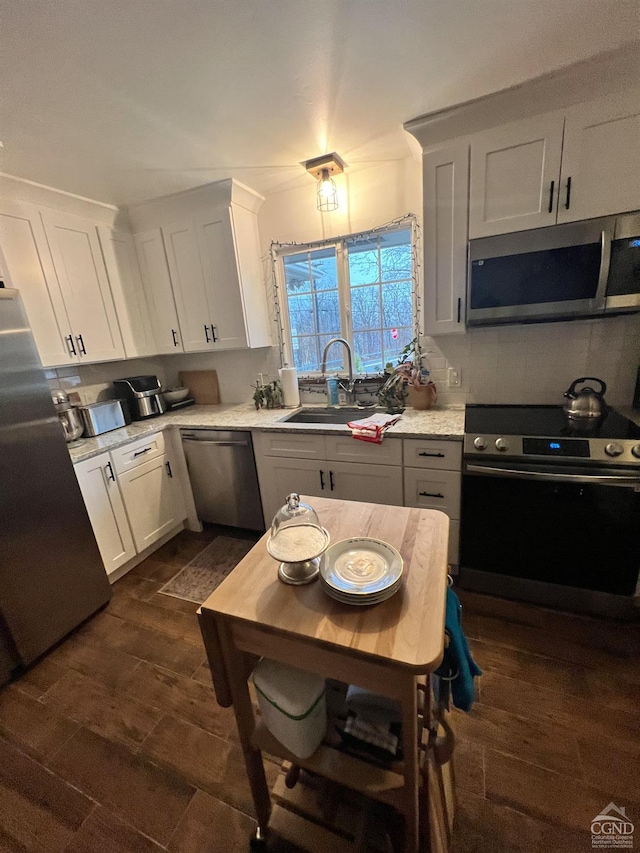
top-left (464, 404), bottom-right (640, 467)
top-left (459, 405), bottom-right (640, 619)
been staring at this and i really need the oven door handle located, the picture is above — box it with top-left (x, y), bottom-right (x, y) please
top-left (465, 463), bottom-right (640, 487)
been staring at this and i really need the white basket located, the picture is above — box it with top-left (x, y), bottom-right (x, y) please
top-left (253, 659), bottom-right (327, 759)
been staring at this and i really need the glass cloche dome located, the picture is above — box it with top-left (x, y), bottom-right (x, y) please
top-left (266, 494), bottom-right (329, 585)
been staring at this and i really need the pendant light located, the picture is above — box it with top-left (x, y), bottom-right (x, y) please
top-left (317, 168), bottom-right (338, 212)
top-left (303, 153), bottom-right (346, 213)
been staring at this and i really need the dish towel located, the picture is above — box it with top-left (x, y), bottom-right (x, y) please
top-left (434, 587), bottom-right (482, 713)
top-left (347, 413), bottom-right (402, 443)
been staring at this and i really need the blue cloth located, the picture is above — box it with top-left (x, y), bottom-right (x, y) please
top-left (435, 588), bottom-right (482, 712)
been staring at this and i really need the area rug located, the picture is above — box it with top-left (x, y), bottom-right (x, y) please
top-left (159, 535), bottom-right (257, 604)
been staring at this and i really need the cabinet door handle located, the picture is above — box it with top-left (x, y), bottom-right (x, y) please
top-left (166, 460), bottom-right (173, 478)
top-left (419, 451), bottom-right (445, 458)
top-left (457, 297), bottom-right (461, 324)
top-left (133, 446), bottom-right (152, 457)
top-left (105, 461), bottom-right (115, 482)
top-left (565, 176), bottom-right (572, 210)
top-left (66, 335), bottom-right (77, 356)
top-left (329, 470), bottom-right (335, 491)
top-left (204, 324), bottom-right (211, 343)
top-left (319, 470), bottom-right (325, 490)
top-left (211, 325), bottom-right (217, 343)
top-left (172, 329), bottom-right (179, 347)
top-left (548, 180), bottom-right (555, 214)
top-left (419, 491), bottom-right (444, 499)
top-left (76, 334), bottom-right (87, 355)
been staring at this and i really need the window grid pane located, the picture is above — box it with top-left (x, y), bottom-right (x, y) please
top-left (282, 227), bottom-right (412, 374)
top-left (347, 229), bottom-right (412, 372)
top-left (283, 247), bottom-right (342, 372)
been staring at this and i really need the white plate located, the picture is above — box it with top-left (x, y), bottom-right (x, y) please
top-left (320, 537), bottom-right (403, 595)
top-left (319, 574), bottom-right (403, 600)
top-left (321, 579), bottom-right (402, 606)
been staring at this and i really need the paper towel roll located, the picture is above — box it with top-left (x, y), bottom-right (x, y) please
top-left (279, 366), bottom-right (300, 408)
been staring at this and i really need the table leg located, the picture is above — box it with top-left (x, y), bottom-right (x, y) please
top-left (401, 675), bottom-right (421, 853)
top-left (217, 618), bottom-right (272, 833)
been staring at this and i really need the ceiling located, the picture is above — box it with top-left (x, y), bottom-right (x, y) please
top-left (1, 1), bottom-right (639, 207)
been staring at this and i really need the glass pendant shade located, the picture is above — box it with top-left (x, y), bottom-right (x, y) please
top-left (317, 169), bottom-right (338, 212)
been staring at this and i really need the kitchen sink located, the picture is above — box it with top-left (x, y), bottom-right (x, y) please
top-left (280, 406), bottom-right (384, 425)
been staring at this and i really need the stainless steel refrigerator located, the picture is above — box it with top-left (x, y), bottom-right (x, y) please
top-left (0, 288), bottom-right (111, 685)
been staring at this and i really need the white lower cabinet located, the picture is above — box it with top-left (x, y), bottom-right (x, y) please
top-left (255, 456), bottom-right (327, 527)
top-left (74, 453), bottom-right (136, 577)
top-left (256, 454), bottom-right (404, 529)
top-left (254, 431), bottom-right (464, 564)
top-left (117, 451), bottom-right (186, 552)
top-left (74, 435), bottom-right (188, 578)
top-left (327, 461), bottom-right (403, 506)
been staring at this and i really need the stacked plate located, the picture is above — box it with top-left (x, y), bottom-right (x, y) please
top-left (319, 537), bottom-right (404, 605)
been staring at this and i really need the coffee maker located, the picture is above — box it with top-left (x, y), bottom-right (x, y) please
top-left (113, 375), bottom-right (165, 420)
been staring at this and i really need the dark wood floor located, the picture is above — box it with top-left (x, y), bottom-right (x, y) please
top-left (0, 527), bottom-right (639, 852)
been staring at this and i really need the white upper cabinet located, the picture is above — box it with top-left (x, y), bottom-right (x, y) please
top-left (162, 221), bottom-right (213, 352)
top-left (41, 210), bottom-right (125, 363)
top-left (228, 202), bottom-right (271, 348)
top-left (557, 93), bottom-right (640, 224)
top-left (0, 199), bottom-right (76, 366)
top-left (129, 179), bottom-right (271, 353)
top-left (97, 226), bottom-right (156, 358)
top-left (134, 228), bottom-right (183, 353)
top-left (469, 113), bottom-right (564, 238)
top-left (423, 141), bottom-right (469, 335)
top-left (196, 208), bottom-right (251, 349)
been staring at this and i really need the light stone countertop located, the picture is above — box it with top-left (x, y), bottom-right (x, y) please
top-left (68, 402), bottom-right (466, 464)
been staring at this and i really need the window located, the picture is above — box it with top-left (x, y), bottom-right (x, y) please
top-left (278, 226), bottom-right (414, 374)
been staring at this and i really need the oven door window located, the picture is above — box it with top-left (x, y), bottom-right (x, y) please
top-left (461, 473), bottom-right (640, 595)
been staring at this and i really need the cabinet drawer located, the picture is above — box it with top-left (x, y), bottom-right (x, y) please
top-left (252, 430), bottom-right (326, 460)
top-left (324, 434), bottom-right (402, 466)
top-left (403, 467), bottom-right (461, 518)
top-left (111, 431), bottom-right (166, 474)
top-left (448, 520), bottom-right (460, 566)
top-left (403, 438), bottom-right (462, 471)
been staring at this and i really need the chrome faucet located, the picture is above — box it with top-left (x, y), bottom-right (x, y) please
top-left (321, 337), bottom-right (356, 404)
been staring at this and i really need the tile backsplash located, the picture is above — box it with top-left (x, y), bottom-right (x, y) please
top-left (45, 358), bottom-right (167, 405)
top-left (425, 313), bottom-right (640, 408)
top-left (44, 314), bottom-right (640, 412)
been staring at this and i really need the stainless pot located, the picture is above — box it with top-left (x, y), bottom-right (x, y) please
top-left (563, 377), bottom-right (607, 421)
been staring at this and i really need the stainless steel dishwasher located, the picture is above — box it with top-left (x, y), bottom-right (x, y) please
top-left (180, 429), bottom-right (264, 530)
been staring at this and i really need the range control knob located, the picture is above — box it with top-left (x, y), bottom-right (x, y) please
top-left (605, 442), bottom-right (624, 457)
top-left (473, 436), bottom-right (487, 450)
top-left (495, 437), bottom-right (509, 452)
top-left (632, 444), bottom-right (640, 459)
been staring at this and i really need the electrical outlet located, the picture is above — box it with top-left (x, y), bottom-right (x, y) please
top-left (447, 367), bottom-right (461, 387)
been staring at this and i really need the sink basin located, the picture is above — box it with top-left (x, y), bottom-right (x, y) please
top-left (281, 407), bottom-right (384, 425)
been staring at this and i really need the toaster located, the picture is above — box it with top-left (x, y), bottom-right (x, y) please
top-left (77, 399), bottom-right (131, 436)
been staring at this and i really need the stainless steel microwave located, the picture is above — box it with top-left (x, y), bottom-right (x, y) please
top-left (467, 212), bottom-right (640, 326)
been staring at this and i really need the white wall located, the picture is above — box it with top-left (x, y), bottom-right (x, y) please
top-left (162, 157), bottom-right (423, 402)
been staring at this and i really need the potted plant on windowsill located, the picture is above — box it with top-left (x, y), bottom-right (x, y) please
top-left (377, 338), bottom-right (437, 413)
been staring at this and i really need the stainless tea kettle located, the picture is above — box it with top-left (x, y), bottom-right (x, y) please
top-left (563, 377), bottom-right (607, 421)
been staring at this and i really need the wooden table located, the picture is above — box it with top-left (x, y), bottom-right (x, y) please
top-left (198, 497), bottom-right (450, 852)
